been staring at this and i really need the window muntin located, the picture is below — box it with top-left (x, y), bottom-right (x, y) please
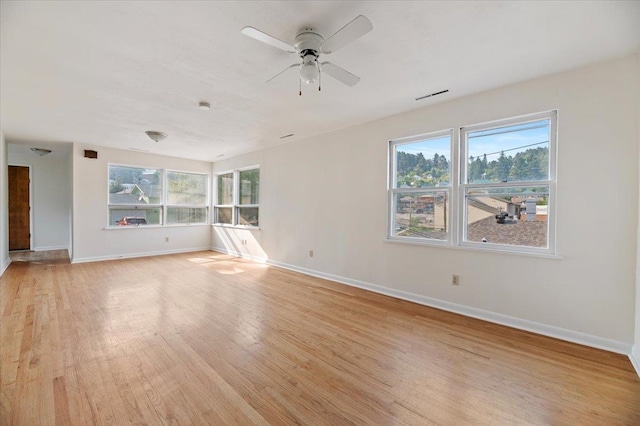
top-left (214, 167), bottom-right (260, 227)
top-left (388, 111), bottom-right (556, 255)
top-left (389, 132), bottom-right (452, 242)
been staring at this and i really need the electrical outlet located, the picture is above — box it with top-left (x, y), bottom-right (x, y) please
top-left (452, 274), bottom-right (459, 285)
top-left (309, 250), bottom-right (314, 258)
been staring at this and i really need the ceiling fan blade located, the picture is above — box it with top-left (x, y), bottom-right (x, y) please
top-left (320, 15), bottom-right (373, 54)
top-left (321, 62), bottom-right (360, 87)
top-left (241, 27), bottom-right (296, 53)
top-left (266, 64), bottom-right (300, 83)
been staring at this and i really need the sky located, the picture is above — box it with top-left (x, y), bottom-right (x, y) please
top-left (396, 119), bottom-right (550, 162)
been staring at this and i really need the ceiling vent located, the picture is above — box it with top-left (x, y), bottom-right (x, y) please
top-left (415, 89), bottom-right (449, 101)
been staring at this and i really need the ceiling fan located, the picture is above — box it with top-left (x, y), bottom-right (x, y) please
top-left (241, 15), bottom-right (373, 94)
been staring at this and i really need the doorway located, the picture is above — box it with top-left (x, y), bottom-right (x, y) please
top-left (8, 165), bottom-right (31, 251)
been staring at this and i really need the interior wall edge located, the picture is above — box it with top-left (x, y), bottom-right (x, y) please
top-left (0, 258), bottom-right (10, 276)
top-left (631, 345), bottom-right (640, 377)
top-left (211, 246), bottom-right (633, 357)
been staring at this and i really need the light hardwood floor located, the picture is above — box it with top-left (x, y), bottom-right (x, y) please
top-left (1, 250), bottom-right (639, 425)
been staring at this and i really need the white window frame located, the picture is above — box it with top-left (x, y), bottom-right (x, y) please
top-left (388, 129), bottom-right (454, 246)
top-left (107, 163), bottom-right (211, 228)
top-left (164, 169), bottom-right (210, 225)
top-left (213, 165), bottom-right (260, 228)
top-left (387, 110), bottom-right (557, 256)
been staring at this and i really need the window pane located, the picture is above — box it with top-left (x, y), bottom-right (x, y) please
top-left (217, 173), bottom-right (233, 205)
top-left (167, 172), bottom-right (207, 205)
top-left (395, 135), bottom-right (450, 189)
top-left (109, 166), bottom-right (162, 205)
top-left (109, 208), bottom-right (162, 226)
top-left (239, 169), bottom-right (260, 205)
top-left (215, 207), bottom-right (232, 224)
top-left (465, 186), bottom-right (548, 248)
top-left (393, 191), bottom-right (448, 240)
top-left (238, 207), bottom-right (259, 227)
top-left (466, 120), bottom-right (549, 183)
top-left (167, 207), bottom-right (207, 224)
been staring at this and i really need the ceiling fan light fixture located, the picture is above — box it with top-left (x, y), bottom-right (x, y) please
top-left (145, 131), bottom-right (168, 143)
top-left (300, 60), bottom-right (319, 85)
top-left (31, 147), bottom-right (52, 156)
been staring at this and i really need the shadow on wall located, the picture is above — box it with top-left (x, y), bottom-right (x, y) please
top-left (213, 226), bottom-right (267, 261)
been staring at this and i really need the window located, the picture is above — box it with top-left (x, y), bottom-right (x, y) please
top-left (109, 165), bottom-right (163, 226)
top-left (166, 171), bottom-right (208, 224)
top-left (108, 165), bottom-right (209, 227)
top-left (389, 131), bottom-right (452, 243)
top-left (214, 167), bottom-right (260, 227)
top-left (388, 111), bottom-right (557, 255)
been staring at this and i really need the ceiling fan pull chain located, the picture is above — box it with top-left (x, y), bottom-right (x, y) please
top-left (319, 67), bottom-right (322, 91)
top-left (299, 78), bottom-right (302, 96)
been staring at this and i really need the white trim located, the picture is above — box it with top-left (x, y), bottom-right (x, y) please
top-left (211, 245), bottom-right (267, 264)
top-left (0, 257), bottom-right (10, 276)
top-left (630, 345), bottom-right (640, 378)
top-left (33, 245), bottom-right (70, 252)
top-left (71, 246), bottom-right (212, 264)
top-left (211, 246), bottom-right (630, 355)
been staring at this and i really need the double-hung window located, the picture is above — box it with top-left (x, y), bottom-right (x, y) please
top-left (388, 110), bottom-right (557, 255)
top-left (214, 167), bottom-right (260, 227)
top-left (166, 171), bottom-right (209, 224)
top-left (109, 165), bottom-right (163, 225)
top-left (389, 130), bottom-right (452, 243)
top-left (460, 111), bottom-right (556, 253)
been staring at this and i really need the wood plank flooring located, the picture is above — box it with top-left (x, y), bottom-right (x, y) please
top-left (1, 250), bottom-right (639, 425)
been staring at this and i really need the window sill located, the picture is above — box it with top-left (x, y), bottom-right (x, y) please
top-left (212, 224), bottom-right (261, 231)
top-left (104, 223), bottom-right (210, 230)
top-left (384, 237), bottom-right (563, 260)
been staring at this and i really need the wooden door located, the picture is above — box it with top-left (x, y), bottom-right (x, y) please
top-left (8, 166), bottom-right (30, 250)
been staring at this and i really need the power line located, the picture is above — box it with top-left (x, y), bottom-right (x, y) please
top-left (470, 140), bottom-right (548, 160)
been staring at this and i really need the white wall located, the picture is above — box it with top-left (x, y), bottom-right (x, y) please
top-left (71, 143), bottom-right (212, 262)
top-left (213, 54), bottom-right (640, 351)
top-left (0, 132), bottom-right (9, 275)
top-left (8, 149), bottom-right (71, 251)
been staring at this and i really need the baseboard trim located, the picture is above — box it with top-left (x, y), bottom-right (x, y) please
top-left (212, 246), bottom-right (632, 356)
top-left (211, 247), bottom-right (267, 264)
top-left (33, 245), bottom-right (70, 252)
top-left (631, 345), bottom-right (640, 377)
top-left (0, 257), bottom-right (10, 276)
top-left (72, 246), bottom-right (212, 264)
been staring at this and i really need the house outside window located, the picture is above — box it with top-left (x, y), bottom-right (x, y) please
top-left (109, 165), bottom-right (163, 226)
top-left (388, 110), bottom-right (557, 255)
top-left (214, 167), bottom-right (260, 227)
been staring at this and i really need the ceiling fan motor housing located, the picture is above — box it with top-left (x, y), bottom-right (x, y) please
top-left (294, 30), bottom-right (324, 58)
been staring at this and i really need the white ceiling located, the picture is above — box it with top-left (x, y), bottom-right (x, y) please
top-left (1, 1), bottom-right (639, 162)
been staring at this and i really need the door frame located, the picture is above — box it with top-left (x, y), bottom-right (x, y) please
top-left (8, 163), bottom-right (33, 251)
